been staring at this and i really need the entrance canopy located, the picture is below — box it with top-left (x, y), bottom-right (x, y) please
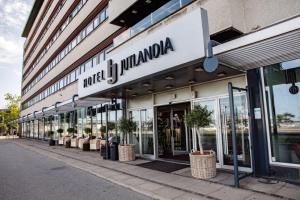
top-left (214, 15), bottom-right (300, 71)
top-left (16, 95), bottom-right (109, 123)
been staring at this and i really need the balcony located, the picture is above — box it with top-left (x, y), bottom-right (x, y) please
top-left (113, 0), bottom-right (193, 47)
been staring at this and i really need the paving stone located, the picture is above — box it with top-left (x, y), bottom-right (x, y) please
top-left (16, 140), bottom-right (300, 200)
top-left (122, 177), bottom-right (147, 186)
top-left (153, 187), bottom-right (186, 199)
top-left (245, 193), bottom-right (282, 200)
top-left (136, 182), bottom-right (165, 192)
top-left (173, 193), bottom-right (211, 200)
top-left (188, 180), bottom-right (224, 195)
top-left (275, 184), bottom-right (300, 200)
top-left (209, 186), bottom-right (254, 200)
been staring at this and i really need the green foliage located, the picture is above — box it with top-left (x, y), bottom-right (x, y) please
top-left (184, 105), bottom-right (213, 154)
top-left (277, 112), bottom-right (295, 124)
top-left (184, 105), bottom-right (213, 128)
top-left (57, 128), bottom-right (64, 137)
top-left (118, 117), bottom-right (137, 144)
top-left (84, 127), bottom-right (92, 134)
top-left (100, 122), bottom-right (115, 133)
top-left (0, 93), bottom-right (21, 133)
top-left (48, 131), bottom-right (54, 139)
top-left (67, 128), bottom-right (74, 134)
top-left (57, 128), bottom-right (64, 133)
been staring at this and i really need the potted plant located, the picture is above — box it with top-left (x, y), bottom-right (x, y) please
top-left (185, 105), bottom-right (216, 179)
top-left (82, 127), bottom-right (92, 151)
top-left (57, 128), bottom-right (64, 145)
top-left (67, 128), bottom-right (75, 137)
top-left (118, 117), bottom-right (137, 161)
top-left (57, 128), bottom-right (64, 137)
top-left (48, 131), bottom-right (55, 146)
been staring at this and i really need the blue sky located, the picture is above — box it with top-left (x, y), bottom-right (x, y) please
top-left (0, 0), bottom-right (33, 108)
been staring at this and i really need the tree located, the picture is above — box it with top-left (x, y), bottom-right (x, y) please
top-left (185, 105), bottom-right (213, 154)
top-left (0, 93), bottom-right (21, 133)
top-left (277, 112), bottom-right (295, 124)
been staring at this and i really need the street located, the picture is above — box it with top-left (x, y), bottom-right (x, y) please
top-left (0, 141), bottom-right (152, 200)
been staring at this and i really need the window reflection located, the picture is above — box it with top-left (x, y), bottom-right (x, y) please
top-left (264, 62), bottom-right (300, 164)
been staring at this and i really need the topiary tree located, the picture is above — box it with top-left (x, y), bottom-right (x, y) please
top-left (67, 127), bottom-right (75, 137)
top-left (185, 105), bottom-right (213, 154)
top-left (118, 117), bottom-right (137, 145)
top-left (48, 131), bottom-right (54, 140)
top-left (84, 127), bottom-right (92, 138)
top-left (100, 122), bottom-right (115, 137)
top-left (57, 128), bottom-right (64, 137)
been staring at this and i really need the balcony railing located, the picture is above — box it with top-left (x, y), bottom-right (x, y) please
top-left (113, 0), bottom-right (193, 47)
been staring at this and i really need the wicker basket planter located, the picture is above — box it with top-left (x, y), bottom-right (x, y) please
top-left (190, 150), bottom-right (216, 179)
top-left (118, 144), bottom-right (135, 162)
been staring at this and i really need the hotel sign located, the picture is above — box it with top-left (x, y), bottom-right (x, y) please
top-left (79, 8), bottom-right (209, 98)
top-left (83, 37), bottom-right (174, 88)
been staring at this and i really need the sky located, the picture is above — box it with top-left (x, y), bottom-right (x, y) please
top-left (0, 0), bottom-right (34, 108)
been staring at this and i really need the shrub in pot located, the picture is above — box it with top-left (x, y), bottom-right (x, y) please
top-left (118, 117), bottom-right (137, 162)
top-left (57, 128), bottom-right (64, 146)
top-left (82, 127), bottom-right (92, 151)
top-left (185, 105), bottom-right (216, 179)
top-left (67, 128), bottom-right (75, 137)
top-left (48, 131), bottom-right (55, 146)
top-left (57, 128), bottom-right (64, 137)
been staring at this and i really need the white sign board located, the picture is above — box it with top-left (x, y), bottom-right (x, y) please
top-left (78, 8), bottom-right (209, 99)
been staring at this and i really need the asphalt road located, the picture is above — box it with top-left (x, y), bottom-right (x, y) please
top-left (0, 141), bottom-right (152, 200)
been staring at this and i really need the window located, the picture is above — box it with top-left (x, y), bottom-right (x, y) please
top-left (264, 59), bottom-right (300, 165)
top-left (94, 15), bottom-right (100, 27)
top-left (86, 22), bottom-right (93, 35)
top-left (100, 9), bottom-right (106, 21)
top-left (84, 59), bottom-right (92, 70)
top-left (81, 29), bottom-right (86, 39)
top-left (71, 39), bottom-right (77, 49)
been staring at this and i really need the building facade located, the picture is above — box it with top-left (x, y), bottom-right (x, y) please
top-left (14, 0), bottom-right (300, 183)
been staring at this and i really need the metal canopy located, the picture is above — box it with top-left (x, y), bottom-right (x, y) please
top-left (214, 15), bottom-right (300, 70)
top-left (20, 96), bottom-right (109, 120)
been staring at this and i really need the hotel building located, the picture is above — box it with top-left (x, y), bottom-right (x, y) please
top-left (14, 0), bottom-right (300, 183)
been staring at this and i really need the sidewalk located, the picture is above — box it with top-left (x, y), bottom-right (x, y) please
top-left (13, 139), bottom-right (300, 200)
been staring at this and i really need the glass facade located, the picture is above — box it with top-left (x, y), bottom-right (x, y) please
top-left (264, 59), bottom-right (300, 165)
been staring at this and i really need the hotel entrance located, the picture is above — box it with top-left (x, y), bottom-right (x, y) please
top-left (156, 102), bottom-right (191, 162)
top-left (194, 93), bottom-right (252, 171)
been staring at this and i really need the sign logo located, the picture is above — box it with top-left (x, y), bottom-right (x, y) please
top-left (83, 37), bottom-right (174, 88)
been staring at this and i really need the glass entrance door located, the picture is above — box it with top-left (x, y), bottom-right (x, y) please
top-left (220, 94), bottom-right (251, 168)
top-left (157, 102), bottom-right (190, 161)
top-left (194, 94), bottom-right (252, 171)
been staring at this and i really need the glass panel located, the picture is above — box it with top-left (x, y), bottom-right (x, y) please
top-left (157, 103), bottom-right (190, 161)
top-left (129, 110), bottom-right (140, 154)
top-left (194, 100), bottom-right (218, 162)
top-left (220, 95), bottom-right (251, 167)
top-left (141, 109), bottom-right (154, 155)
top-left (264, 63), bottom-right (300, 164)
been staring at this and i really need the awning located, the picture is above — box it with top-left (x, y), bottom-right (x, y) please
top-left (20, 95), bottom-right (109, 120)
top-left (213, 15), bottom-right (300, 70)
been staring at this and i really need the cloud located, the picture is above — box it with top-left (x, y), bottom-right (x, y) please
top-left (0, 0), bottom-right (33, 108)
top-left (0, 0), bottom-right (32, 30)
top-left (0, 36), bottom-right (23, 65)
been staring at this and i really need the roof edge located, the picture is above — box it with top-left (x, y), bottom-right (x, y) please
top-left (21, 0), bottom-right (45, 38)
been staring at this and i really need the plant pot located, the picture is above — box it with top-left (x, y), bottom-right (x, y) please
top-left (118, 144), bottom-right (135, 162)
top-left (65, 140), bottom-right (71, 148)
top-left (49, 139), bottom-right (55, 146)
top-left (82, 142), bottom-right (90, 151)
top-left (189, 150), bottom-right (216, 179)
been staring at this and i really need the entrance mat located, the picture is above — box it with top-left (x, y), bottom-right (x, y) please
top-left (136, 160), bottom-right (189, 173)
